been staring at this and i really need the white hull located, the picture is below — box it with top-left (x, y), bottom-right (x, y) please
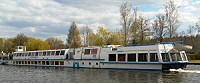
top-left (11, 59), bottom-right (187, 71)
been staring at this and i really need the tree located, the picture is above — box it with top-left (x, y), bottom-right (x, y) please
top-left (13, 33), bottom-right (28, 46)
top-left (88, 26), bottom-right (108, 46)
top-left (24, 37), bottom-right (50, 51)
top-left (45, 37), bottom-right (65, 49)
top-left (165, 0), bottom-right (180, 40)
top-left (80, 25), bottom-right (93, 46)
top-left (187, 25), bottom-right (195, 36)
top-left (120, 2), bottom-right (132, 45)
top-left (130, 7), bottom-right (139, 44)
top-left (152, 14), bottom-right (166, 42)
top-left (0, 38), bottom-right (15, 53)
top-left (0, 38), bottom-right (3, 52)
top-left (137, 16), bottom-right (149, 44)
top-left (88, 26), bottom-right (124, 46)
top-left (195, 17), bottom-right (200, 35)
top-left (67, 22), bottom-right (82, 48)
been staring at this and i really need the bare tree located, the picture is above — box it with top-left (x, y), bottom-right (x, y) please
top-left (137, 16), bottom-right (149, 44)
top-left (80, 25), bottom-right (93, 46)
top-left (152, 14), bottom-right (166, 42)
top-left (165, 0), bottom-right (180, 40)
top-left (195, 17), bottom-right (200, 35)
top-left (130, 8), bottom-right (139, 44)
top-left (45, 37), bottom-right (65, 49)
top-left (120, 2), bottom-right (132, 45)
top-left (187, 25), bottom-right (195, 36)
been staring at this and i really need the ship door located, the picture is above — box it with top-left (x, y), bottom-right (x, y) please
top-left (73, 62), bottom-right (80, 69)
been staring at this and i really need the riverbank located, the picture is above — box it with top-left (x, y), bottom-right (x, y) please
top-left (189, 60), bottom-right (200, 63)
top-left (188, 60), bottom-right (200, 65)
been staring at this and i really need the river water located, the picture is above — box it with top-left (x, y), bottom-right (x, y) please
top-left (0, 65), bottom-right (200, 83)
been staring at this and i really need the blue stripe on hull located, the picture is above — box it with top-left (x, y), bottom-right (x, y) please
top-left (100, 62), bottom-right (188, 64)
top-left (12, 64), bottom-right (162, 71)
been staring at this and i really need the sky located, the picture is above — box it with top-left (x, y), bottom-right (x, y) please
top-left (0, 0), bottom-right (200, 42)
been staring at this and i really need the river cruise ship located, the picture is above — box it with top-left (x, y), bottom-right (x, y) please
top-left (10, 43), bottom-right (191, 71)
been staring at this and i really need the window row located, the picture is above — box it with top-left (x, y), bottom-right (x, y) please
top-left (84, 49), bottom-right (98, 55)
top-left (109, 53), bottom-right (158, 62)
top-left (161, 53), bottom-right (187, 62)
top-left (13, 61), bottom-right (64, 65)
top-left (14, 50), bottom-right (65, 57)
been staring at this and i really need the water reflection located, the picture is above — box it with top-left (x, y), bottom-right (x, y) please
top-left (0, 65), bottom-right (200, 83)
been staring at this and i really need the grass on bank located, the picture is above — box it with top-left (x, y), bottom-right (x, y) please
top-left (189, 60), bottom-right (200, 63)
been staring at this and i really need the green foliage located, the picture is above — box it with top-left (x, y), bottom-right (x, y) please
top-left (187, 54), bottom-right (196, 60)
top-left (67, 22), bottom-right (82, 48)
top-left (24, 37), bottom-right (50, 51)
top-left (88, 26), bottom-right (124, 46)
top-left (13, 33), bottom-right (28, 46)
top-left (0, 38), bottom-right (3, 51)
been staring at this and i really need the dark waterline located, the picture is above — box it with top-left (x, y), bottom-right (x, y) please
top-left (0, 65), bottom-right (200, 83)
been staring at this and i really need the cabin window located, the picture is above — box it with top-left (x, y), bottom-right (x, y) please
top-left (38, 52), bottom-right (42, 56)
top-left (161, 53), bottom-right (170, 62)
top-left (176, 53), bottom-right (182, 61)
top-left (150, 53), bottom-right (158, 62)
top-left (28, 52), bottom-right (31, 56)
top-left (19, 47), bottom-right (22, 49)
top-left (91, 49), bottom-right (98, 55)
top-left (47, 51), bottom-right (51, 56)
top-left (82, 62), bottom-right (84, 65)
top-left (181, 53), bottom-right (187, 61)
top-left (35, 52), bottom-right (38, 56)
top-left (42, 61), bottom-right (45, 65)
top-left (19, 53), bottom-right (22, 56)
top-left (38, 61), bottom-right (41, 64)
top-left (19, 61), bottom-right (21, 64)
top-left (43, 51), bottom-right (47, 56)
top-left (22, 61), bottom-right (24, 64)
top-left (32, 52), bottom-right (35, 56)
top-left (89, 62), bottom-right (91, 65)
top-left (60, 50), bottom-right (65, 55)
top-left (51, 51), bottom-right (55, 55)
top-left (96, 62), bottom-right (98, 65)
top-left (46, 61), bottom-right (49, 65)
top-left (118, 54), bottom-right (126, 61)
top-left (24, 53), bottom-right (26, 56)
top-left (56, 51), bottom-right (60, 55)
top-left (26, 53), bottom-right (29, 56)
top-left (128, 54), bottom-right (136, 62)
top-left (35, 61), bottom-right (37, 64)
top-left (50, 61), bottom-right (54, 65)
top-left (138, 53), bottom-right (148, 62)
top-left (55, 61), bottom-right (59, 65)
top-left (60, 61), bottom-right (64, 65)
top-left (84, 49), bottom-right (90, 55)
top-left (170, 53), bottom-right (176, 61)
top-left (109, 54), bottom-right (116, 61)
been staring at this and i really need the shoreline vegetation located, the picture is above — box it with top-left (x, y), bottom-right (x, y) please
top-left (189, 60), bottom-right (200, 63)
